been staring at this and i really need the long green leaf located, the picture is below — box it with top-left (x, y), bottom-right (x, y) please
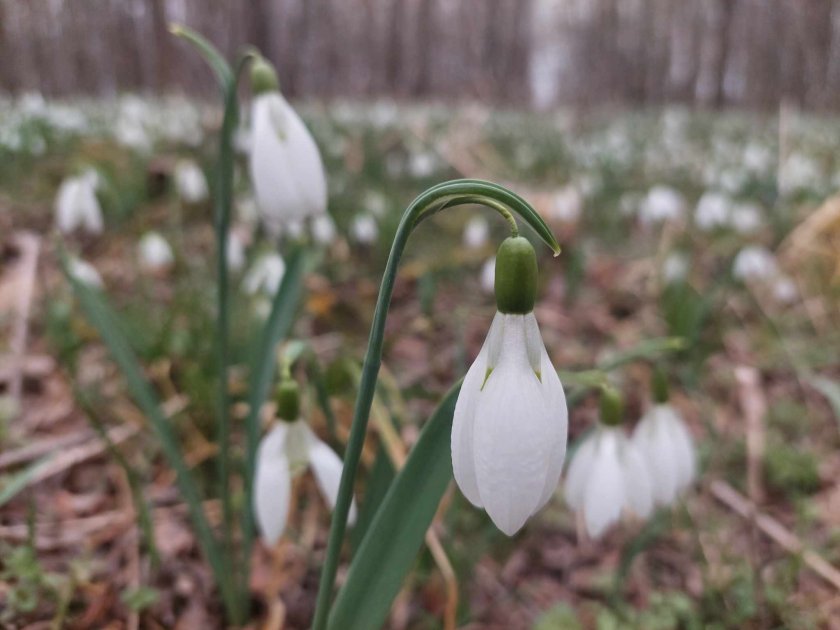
top-left (63, 262), bottom-right (236, 617)
top-left (810, 376), bottom-right (840, 422)
top-left (241, 247), bottom-right (307, 577)
top-left (169, 24), bottom-right (233, 88)
top-left (328, 385), bottom-right (460, 630)
top-left (0, 457), bottom-right (50, 508)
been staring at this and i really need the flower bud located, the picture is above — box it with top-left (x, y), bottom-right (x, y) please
top-left (599, 386), bottom-right (624, 427)
top-left (494, 236), bottom-right (537, 314)
top-left (251, 56), bottom-right (279, 95)
top-left (276, 378), bottom-right (300, 422)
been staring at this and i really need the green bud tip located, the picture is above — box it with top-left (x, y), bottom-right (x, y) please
top-left (599, 386), bottom-right (624, 427)
top-left (652, 366), bottom-right (670, 404)
top-left (276, 378), bottom-right (300, 422)
top-left (494, 236), bottom-right (538, 314)
top-left (251, 56), bottom-right (279, 95)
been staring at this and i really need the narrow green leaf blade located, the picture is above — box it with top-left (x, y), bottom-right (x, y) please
top-left (810, 376), bottom-right (840, 422)
top-left (0, 457), bottom-right (50, 508)
top-left (63, 263), bottom-right (234, 612)
top-left (328, 384), bottom-right (460, 630)
top-left (169, 23), bottom-right (233, 88)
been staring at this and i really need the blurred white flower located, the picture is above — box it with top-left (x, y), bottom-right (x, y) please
top-left (284, 219), bottom-right (306, 240)
top-left (138, 232), bottom-right (174, 272)
top-left (694, 192), bottom-right (731, 231)
top-left (463, 216), bottom-right (490, 249)
top-left (67, 257), bottom-right (103, 288)
top-left (662, 251), bottom-right (689, 284)
top-left (733, 245), bottom-right (778, 281)
top-left (236, 195), bottom-right (260, 227)
top-left (227, 232), bottom-right (246, 273)
top-left (408, 151), bottom-right (437, 178)
top-left (639, 186), bottom-right (685, 226)
top-left (773, 275), bottom-right (798, 304)
top-left (548, 185), bottom-right (583, 223)
top-left (54, 171), bottom-right (103, 235)
top-left (729, 203), bottom-right (763, 235)
top-left (362, 190), bottom-right (388, 218)
top-left (255, 420), bottom-right (357, 545)
top-left (311, 213), bottom-right (337, 245)
top-left (564, 425), bottom-right (653, 538)
top-left (743, 142), bottom-right (773, 175)
top-left (452, 311), bottom-right (568, 535)
top-left (480, 257), bottom-right (495, 293)
top-left (618, 192), bottom-right (642, 217)
top-left (174, 159), bottom-right (208, 204)
top-left (632, 404), bottom-right (696, 506)
top-left (244, 253), bottom-right (286, 295)
top-left (780, 152), bottom-right (821, 195)
top-left (351, 214), bottom-right (378, 245)
top-left (249, 92), bottom-right (327, 235)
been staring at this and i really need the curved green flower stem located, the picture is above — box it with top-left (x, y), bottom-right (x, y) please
top-left (311, 179), bottom-right (560, 630)
top-left (171, 24), bottom-right (255, 624)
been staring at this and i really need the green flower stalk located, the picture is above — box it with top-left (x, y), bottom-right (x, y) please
top-left (312, 179), bottom-right (560, 629)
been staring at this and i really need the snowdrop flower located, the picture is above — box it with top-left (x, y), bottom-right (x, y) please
top-left (564, 389), bottom-right (653, 538)
top-left (227, 231), bottom-right (246, 272)
top-left (244, 253), bottom-right (285, 295)
top-left (67, 257), bottom-right (103, 288)
top-left (138, 232), bottom-right (174, 272)
top-left (311, 213), bottom-right (337, 245)
top-left (463, 216), bottom-right (490, 249)
top-left (694, 192), bottom-right (731, 231)
top-left (351, 214), bottom-right (378, 245)
top-left (662, 251), bottom-right (689, 285)
top-left (480, 256), bottom-right (495, 294)
top-left (54, 171), bottom-right (103, 235)
top-left (729, 203), bottom-right (763, 235)
top-left (452, 237), bottom-right (568, 535)
top-left (773, 275), bottom-right (798, 304)
top-left (632, 376), bottom-right (696, 506)
top-left (362, 190), bottom-right (388, 218)
top-left (174, 159), bottom-right (208, 204)
top-left (284, 218), bottom-right (306, 240)
top-left (548, 185), bottom-right (582, 223)
top-left (408, 151), bottom-right (437, 178)
top-left (254, 378), bottom-right (356, 544)
top-left (248, 57), bottom-right (327, 236)
top-left (733, 245), bottom-right (778, 281)
top-left (639, 186), bottom-right (685, 226)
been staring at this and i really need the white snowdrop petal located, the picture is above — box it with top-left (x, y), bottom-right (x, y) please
top-left (307, 432), bottom-right (357, 524)
top-left (563, 433), bottom-right (597, 510)
top-left (250, 94), bottom-right (327, 232)
top-left (622, 438), bottom-right (654, 519)
top-left (473, 316), bottom-right (554, 535)
top-left (451, 345), bottom-right (489, 508)
top-left (666, 410), bottom-right (697, 492)
top-left (582, 431), bottom-right (625, 538)
top-left (633, 409), bottom-right (680, 505)
top-left (254, 425), bottom-right (292, 544)
top-left (532, 346), bottom-right (568, 512)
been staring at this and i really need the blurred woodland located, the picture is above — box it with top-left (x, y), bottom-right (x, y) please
top-left (2, 0), bottom-right (840, 109)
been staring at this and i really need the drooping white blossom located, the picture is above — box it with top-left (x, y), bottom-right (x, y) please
top-left (311, 213), bottom-right (337, 245)
top-left (244, 253), bottom-right (285, 296)
top-left (729, 203), bottom-right (763, 235)
top-left (639, 186), bottom-right (685, 226)
top-left (351, 214), bottom-right (378, 245)
top-left (694, 191), bottom-right (731, 231)
top-left (54, 170), bottom-right (103, 235)
top-left (733, 245), bottom-right (778, 281)
top-left (463, 216), bottom-right (490, 249)
top-left (138, 231), bottom-right (174, 272)
top-left (548, 185), bottom-right (583, 223)
top-left (631, 404), bottom-right (696, 506)
top-left (564, 425), bottom-right (653, 538)
top-left (174, 159), bottom-right (209, 204)
top-left (254, 420), bottom-right (357, 544)
top-left (452, 312), bottom-right (568, 535)
top-left (67, 256), bottom-right (103, 288)
top-left (249, 92), bottom-right (327, 235)
top-left (227, 231), bottom-right (246, 273)
top-left (480, 257), bottom-right (496, 294)
top-left (662, 251), bottom-right (689, 285)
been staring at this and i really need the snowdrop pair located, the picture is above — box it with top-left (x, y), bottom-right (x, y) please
top-left (564, 376), bottom-right (696, 538)
top-left (248, 57), bottom-right (328, 238)
top-left (54, 170), bottom-right (103, 235)
top-left (452, 236), bottom-right (568, 536)
top-left (254, 376), bottom-right (356, 545)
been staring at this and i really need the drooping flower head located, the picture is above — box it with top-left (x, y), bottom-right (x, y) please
top-left (243, 252), bottom-right (285, 296)
top-left (54, 169), bottom-right (103, 235)
top-left (254, 375), bottom-right (357, 545)
top-left (248, 57), bottom-right (328, 236)
top-left (452, 235), bottom-right (568, 535)
top-left (174, 159), bottom-right (209, 204)
top-left (564, 387), bottom-right (653, 538)
top-left (137, 231), bottom-right (174, 273)
top-left (631, 369), bottom-right (696, 506)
